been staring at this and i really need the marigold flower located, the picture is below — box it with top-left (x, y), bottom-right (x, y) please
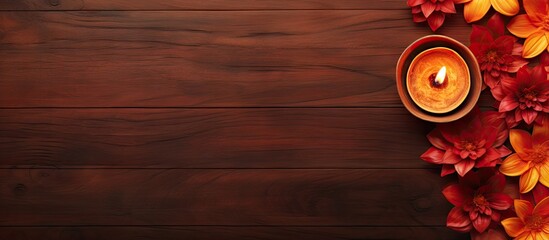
top-left (497, 65), bottom-right (549, 127)
top-left (501, 197), bottom-right (549, 239)
top-left (460, 0), bottom-right (519, 23)
top-left (421, 108), bottom-right (511, 176)
top-left (507, 0), bottom-right (549, 58)
top-left (443, 169), bottom-right (513, 233)
top-left (407, 0), bottom-right (459, 31)
top-left (499, 120), bottom-right (549, 193)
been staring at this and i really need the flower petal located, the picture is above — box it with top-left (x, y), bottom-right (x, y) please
top-left (532, 184), bottom-right (549, 204)
top-left (439, 0), bottom-right (457, 13)
top-left (421, 0), bottom-right (436, 18)
top-left (475, 148), bottom-right (500, 167)
top-left (486, 13), bottom-right (506, 36)
top-left (484, 169), bottom-right (506, 191)
top-left (441, 164), bottom-right (456, 176)
top-left (531, 64), bottom-right (548, 82)
top-left (427, 129), bottom-right (449, 149)
top-left (447, 207), bottom-right (473, 232)
top-left (454, 0), bottom-right (472, 3)
top-left (427, 12), bottom-right (445, 32)
top-left (500, 154), bottom-right (530, 176)
top-left (514, 199), bottom-right (534, 221)
top-left (490, 0), bottom-right (519, 16)
top-left (496, 145), bottom-right (512, 158)
top-left (472, 214), bottom-right (491, 233)
top-left (420, 147), bottom-right (445, 164)
top-left (455, 159), bottom-right (475, 177)
top-left (522, 110), bottom-right (538, 125)
top-left (523, 31), bottom-right (549, 58)
top-left (464, 0), bottom-right (491, 23)
top-left (413, 13), bottom-right (427, 23)
top-left (520, 168), bottom-right (540, 193)
top-left (501, 217), bottom-right (526, 237)
top-left (510, 129), bottom-right (534, 154)
top-left (471, 228), bottom-right (508, 240)
top-left (541, 51), bottom-right (549, 65)
top-left (507, 15), bottom-right (541, 38)
top-left (408, 0), bottom-right (427, 7)
top-left (532, 233), bottom-right (546, 240)
top-left (532, 115), bottom-right (549, 145)
top-left (508, 57), bottom-right (529, 72)
top-left (499, 94), bottom-right (519, 112)
top-left (533, 196), bottom-right (549, 218)
top-left (442, 184), bottom-right (470, 207)
top-left (486, 192), bottom-right (513, 210)
top-left (541, 164), bottom-right (549, 188)
top-left (470, 25), bottom-right (494, 43)
top-left (516, 232), bottom-right (535, 240)
top-left (443, 149), bottom-right (462, 164)
top-left (524, 0), bottom-right (549, 23)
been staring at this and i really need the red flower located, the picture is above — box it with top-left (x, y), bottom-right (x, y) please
top-left (408, 0), bottom-right (462, 32)
top-left (497, 65), bottom-right (549, 127)
top-left (469, 13), bottom-right (528, 93)
top-left (443, 169), bottom-right (513, 233)
top-left (541, 51), bottom-right (549, 80)
top-left (470, 228), bottom-right (508, 240)
top-left (421, 108), bottom-right (511, 176)
top-left (471, 228), bottom-right (507, 240)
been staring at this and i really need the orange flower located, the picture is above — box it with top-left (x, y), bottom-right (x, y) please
top-left (460, 0), bottom-right (519, 23)
top-left (499, 120), bottom-right (549, 193)
top-left (501, 197), bottom-right (549, 239)
top-left (507, 0), bottom-right (549, 58)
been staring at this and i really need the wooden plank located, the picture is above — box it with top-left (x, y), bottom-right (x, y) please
top-left (0, 0), bottom-right (409, 10)
top-left (0, 227), bottom-right (468, 239)
top-left (0, 169), bottom-right (454, 225)
top-left (0, 108), bottom-right (438, 168)
top-left (0, 11), bottom-right (475, 107)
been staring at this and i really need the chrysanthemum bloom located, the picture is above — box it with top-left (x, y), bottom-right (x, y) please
top-left (460, 0), bottom-right (519, 23)
top-left (497, 65), bottom-right (549, 127)
top-left (507, 0), bottom-right (549, 58)
top-left (421, 109), bottom-right (511, 176)
top-left (469, 13), bottom-right (528, 91)
top-left (408, 0), bottom-right (462, 31)
top-left (501, 197), bottom-right (549, 239)
top-left (499, 120), bottom-right (549, 193)
top-left (443, 169), bottom-right (513, 233)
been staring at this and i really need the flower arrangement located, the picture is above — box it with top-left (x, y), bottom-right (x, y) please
top-left (409, 0), bottom-right (549, 239)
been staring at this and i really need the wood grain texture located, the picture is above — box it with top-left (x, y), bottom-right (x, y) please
top-left (0, 10), bottom-right (477, 107)
top-left (0, 108), bottom-right (439, 168)
top-left (0, 227), bottom-right (468, 240)
top-left (0, 169), bottom-right (453, 225)
top-left (0, 0), bottom-right (409, 10)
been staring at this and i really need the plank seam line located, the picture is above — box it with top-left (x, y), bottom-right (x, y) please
top-left (0, 225), bottom-right (447, 227)
top-left (0, 9), bottom-right (409, 12)
top-left (0, 168), bottom-right (437, 170)
top-left (0, 106), bottom-right (427, 109)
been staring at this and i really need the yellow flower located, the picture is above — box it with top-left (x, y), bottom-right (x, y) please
top-left (460, 0), bottom-right (519, 23)
top-left (507, 0), bottom-right (549, 58)
top-left (499, 120), bottom-right (549, 193)
top-left (501, 197), bottom-right (549, 240)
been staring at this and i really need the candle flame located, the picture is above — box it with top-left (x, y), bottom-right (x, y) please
top-left (435, 66), bottom-right (446, 85)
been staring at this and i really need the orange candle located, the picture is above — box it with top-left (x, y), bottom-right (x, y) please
top-left (406, 47), bottom-right (470, 113)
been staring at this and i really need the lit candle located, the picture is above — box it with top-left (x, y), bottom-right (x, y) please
top-left (406, 47), bottom-right (470, 114)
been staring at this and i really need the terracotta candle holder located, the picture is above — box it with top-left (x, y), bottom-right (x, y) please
top-left (396, 35), bottom-right (482, 123)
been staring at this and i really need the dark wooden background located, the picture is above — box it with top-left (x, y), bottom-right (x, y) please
top-left (0, 0), bottom-right (492, 239)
